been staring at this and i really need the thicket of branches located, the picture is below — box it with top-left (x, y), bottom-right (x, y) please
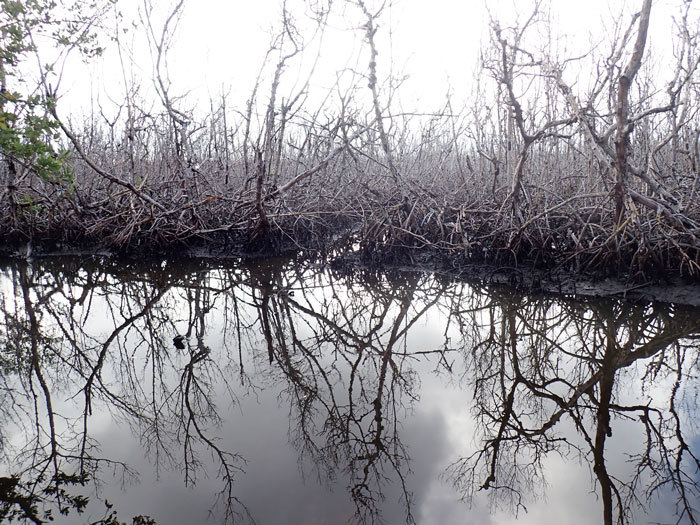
top-left (2, 0), bottom-right (700, 279)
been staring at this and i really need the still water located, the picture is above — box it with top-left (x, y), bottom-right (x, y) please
top-left (1, 256), bottom-right (699, 524)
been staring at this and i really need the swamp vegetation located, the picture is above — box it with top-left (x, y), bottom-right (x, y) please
top-left (0, 0), bottom-right (699, 280)
top-left (2, 1), bottom-right (700, 523)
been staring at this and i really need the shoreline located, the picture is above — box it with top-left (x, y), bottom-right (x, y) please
top-left (2, 241), bottom-right (699, 307)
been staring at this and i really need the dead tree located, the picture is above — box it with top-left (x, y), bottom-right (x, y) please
top-left (613, 0), bottom-right (652, 226)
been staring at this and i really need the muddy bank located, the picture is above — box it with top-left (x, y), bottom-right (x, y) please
top-left (320, 251), bottom-right (700, 307)
top-left (448, 264), bottom-right (700, 307)
top-left (3, 241), bottom-right (699, 308)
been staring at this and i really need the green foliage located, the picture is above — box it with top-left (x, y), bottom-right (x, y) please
top-left (0, 476), bottom-right (44, 523)
top-left (43, 471), bottom-right (90, 517)
top-left (0, 0), bottom-right (111, 185)
top-left (0, 471), bottom-right (89, 523)
top-left (0, 472), bottom-right (156, 524)
top-left (0, 103), bottom-right (73, 184)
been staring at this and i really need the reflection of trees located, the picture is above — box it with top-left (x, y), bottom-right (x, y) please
top-left (247, 263), bottom-right (442, 524)
top-left (1, 255), bottom-right (699, 525)
top-left (447, 290), bottom-right (700, 525)
top-left (0, 258), bottom-right (250, 523)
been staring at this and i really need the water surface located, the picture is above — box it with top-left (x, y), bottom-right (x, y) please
top-left (1, 256), bottom-right (699, 524)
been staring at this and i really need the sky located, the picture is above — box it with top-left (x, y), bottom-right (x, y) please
top-left (49, 0), bottom-right (699, 126)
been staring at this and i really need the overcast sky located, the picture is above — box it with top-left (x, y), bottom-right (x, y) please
top-left (53, 0), bottom-right (698, 122)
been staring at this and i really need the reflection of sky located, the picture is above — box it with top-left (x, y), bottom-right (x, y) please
top-left (89, 360), bottom-right (477, 525)
top-left (2, 261), bottom-right (700, 525)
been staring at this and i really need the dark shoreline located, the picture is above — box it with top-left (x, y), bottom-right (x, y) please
top-left (2, 240), bottom-right (699, 308)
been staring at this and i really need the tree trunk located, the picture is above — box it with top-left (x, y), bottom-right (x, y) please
top-left (614, 0), bottom-right (653, 224)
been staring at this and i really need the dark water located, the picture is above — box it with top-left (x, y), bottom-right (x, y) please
top-left (1, 256), bottom-right (699, 525)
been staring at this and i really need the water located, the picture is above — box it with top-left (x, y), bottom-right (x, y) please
top-left (1, 256), bottom-right (699, 525)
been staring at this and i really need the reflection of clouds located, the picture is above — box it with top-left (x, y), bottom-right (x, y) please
top-left (3, 259), bottom-right (700, 525)
top-left (86, 364), bottom-right (477, 524)
top-left (196, 288), bottom-right (699, 524)
top-left (416, 359), bottom-right (595, 525)
top-left (405, 409), bottom-right (475, 525)
top-left (491, 457), bottom-right (598, 525)
top-left (225, 388), bottom-right (357, 524)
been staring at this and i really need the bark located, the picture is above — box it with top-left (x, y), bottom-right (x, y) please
top-left (614, 0), bottom-right (652, 224)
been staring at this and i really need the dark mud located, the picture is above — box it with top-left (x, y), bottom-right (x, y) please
top-left (3, 239), bottom-right (699, 308)
top-left (323, 253), bottom-right (700, 307)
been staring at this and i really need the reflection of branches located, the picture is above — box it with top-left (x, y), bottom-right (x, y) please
top-left (175, 277), bottom-right (249, 522)
top-left (1, 262), bottom-right (137, 522)
top-left (2, 255), bottom-right (699, 525)
top-left (248, 264), bottom-right (455, 524)
top-left (0, 258), bottom-right (249, 523)
top-left (447, 291), bottom-right (700, 525)
top-left (179, 343), bottom-right (248, 522)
